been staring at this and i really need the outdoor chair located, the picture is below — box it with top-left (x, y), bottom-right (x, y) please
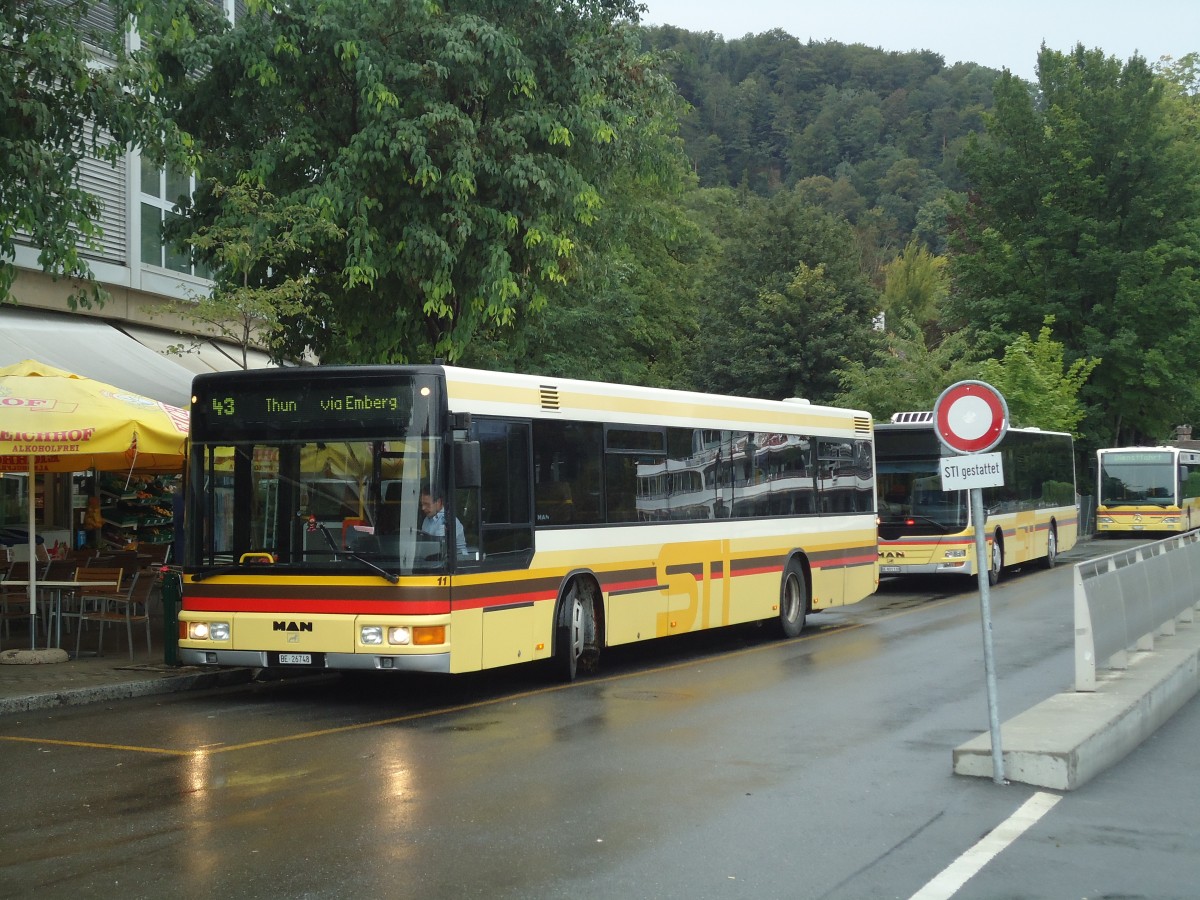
top-left (63, 548), bottom-right (98, 566)
top-left (40, 558), bottom-right (78, 645)
top-left (1, 560), bottom-right (50, 643)
top-left (73, 566), bottom-right (150, 659)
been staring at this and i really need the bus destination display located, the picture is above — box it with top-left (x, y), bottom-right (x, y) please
top-left (1108, 451), bottom-right (1172, 465)
top-left (194, 380), bottom-right (415, 433)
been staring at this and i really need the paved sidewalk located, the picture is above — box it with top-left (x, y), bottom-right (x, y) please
top-left (0, 614), bottom-right (252, 716)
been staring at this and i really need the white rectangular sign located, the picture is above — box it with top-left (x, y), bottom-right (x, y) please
top-left (941, 452), bottom-right (1004, 490)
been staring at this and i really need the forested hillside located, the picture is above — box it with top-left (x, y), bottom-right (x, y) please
top-left (642, 26), bottom-right (1001, 257)
top-left (492, 25), bottom-right (1199, 453)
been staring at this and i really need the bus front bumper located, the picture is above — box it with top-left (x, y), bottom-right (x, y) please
top-left (178, 648), bottom-right (452, 673)
top-left (879, 560), bottom-right (975, 576)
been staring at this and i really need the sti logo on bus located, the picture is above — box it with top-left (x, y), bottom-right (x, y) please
top-left (273, 621), bottom-right (313, 632)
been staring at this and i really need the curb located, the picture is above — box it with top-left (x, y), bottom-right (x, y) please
top-left (0, 666), bottom-right (257, 716)
top-left (953, 625), bottom-right (1200, 789)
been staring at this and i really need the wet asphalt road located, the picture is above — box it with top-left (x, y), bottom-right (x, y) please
top-left (1, 537), bottom-right (1197, 899)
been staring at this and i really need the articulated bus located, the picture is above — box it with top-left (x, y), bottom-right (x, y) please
top-left (876, 412), bottom-right (1078, 583)
top-left (178, 365), bottom-right (878, 679)
top-left (1095, 447), bottom-right (1200, 534)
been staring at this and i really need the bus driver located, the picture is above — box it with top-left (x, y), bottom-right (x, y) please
top-left (419, 488), bottom-right (466, 555)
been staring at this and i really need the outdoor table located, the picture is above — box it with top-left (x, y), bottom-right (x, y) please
top-left (2, 579), bottom-right (120, 650)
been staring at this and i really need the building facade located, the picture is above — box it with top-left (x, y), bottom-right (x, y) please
top-left (2, 0), bottom-right (272, 559)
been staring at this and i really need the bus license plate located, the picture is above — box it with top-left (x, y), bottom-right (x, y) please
top-left (279, 653), bottom-right (312, 665)
top-left (880, 565), bottom-right (901, 574)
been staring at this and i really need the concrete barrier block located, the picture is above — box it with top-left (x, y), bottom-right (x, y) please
top-left (953, 627), bottom-right (1200, 790)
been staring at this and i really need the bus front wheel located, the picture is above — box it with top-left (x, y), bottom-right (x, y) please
top-left (987, 532), bottom-right (1004, 586)
top-left (553, 579), bottom-right (599, 681)
top-left (777, 561), bottom-right (809, 638)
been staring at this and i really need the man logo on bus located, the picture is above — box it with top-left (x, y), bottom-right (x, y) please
top-left (273, 621), bottom-right (313, 632)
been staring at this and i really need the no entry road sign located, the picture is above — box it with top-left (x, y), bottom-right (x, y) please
top-left (933, 381), bottom-right (1008, 455)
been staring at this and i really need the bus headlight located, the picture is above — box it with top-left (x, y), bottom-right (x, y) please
top-left (187, 621), bottom-right (229, 641)
top-left (358, 625), bottom-right (445, 647)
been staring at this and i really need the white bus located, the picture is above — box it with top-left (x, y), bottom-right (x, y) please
top-left (876, 412), bottom-right (1078, 583)
top-left (1096, 446), bottom-right (1200, 534)
top-left (179, 365), bottom-right (879, 679)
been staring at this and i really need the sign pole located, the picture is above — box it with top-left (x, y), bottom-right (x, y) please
top-left (970, 486), bottom-right (1005, 784)
top-left (28, 454), bottom-right (38, 649)
top-left (933, 380), bottom-right (1010, 787)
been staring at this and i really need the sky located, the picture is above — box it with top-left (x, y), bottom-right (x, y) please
top-left (639, 1), bottom-right (1199, 81)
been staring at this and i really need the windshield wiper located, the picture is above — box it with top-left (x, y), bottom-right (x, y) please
top-left (191, 564), bottom-right (243, 583)
top-left (343, 551), bottom-right (400, 584)
top-left (315, 522), bottom-right (399, 584)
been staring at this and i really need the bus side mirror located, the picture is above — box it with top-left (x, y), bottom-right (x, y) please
top-left (455, 440), bottom-right (481, 489)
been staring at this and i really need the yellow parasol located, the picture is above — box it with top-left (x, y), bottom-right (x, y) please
top-left (0, 359), bottom-right (188, 474)
top-left (0, 359), bottom-right (189, 644)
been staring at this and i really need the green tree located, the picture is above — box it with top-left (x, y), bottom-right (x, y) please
top-left (833, 315), bottom-right (976, 419)
top-left (1156, 53), bottom-right (1200, 98)
top-left (162, 0), bottom-right (685, 365)
top-left (690, 187), bottom-right (882, 402)
top-left (155, 179), bottom-right (345, 368)
top-left (463, 165), bottom-right (706, 387)
top-left (1, 0), bottom-right (223, 306)
top-left (880, 240), bottom-right (948, 344)
top-left (948, 44), bottom-right (1200, 446)
top-left (714, 261), bottom-right (880, 402)
top-left (976, 320), bottom-right (1100, 434)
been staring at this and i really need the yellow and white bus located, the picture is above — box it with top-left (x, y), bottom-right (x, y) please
top-left (1096, 446), bottom-right (1200, 534)
top-left (179, 365), bottom-right (878, 679)
top-left (876, 412), bottom-right (1078, 583)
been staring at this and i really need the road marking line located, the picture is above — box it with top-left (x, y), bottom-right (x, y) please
top-left (908, 791), bottom-right (1061, 900)
top-left (0, 735), bottom-right (191, 755)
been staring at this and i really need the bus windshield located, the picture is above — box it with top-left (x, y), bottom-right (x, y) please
top-left (192, 437), bottom-right (457, 575)
top-left (187, 369), bottom-right (471, 576)
top-left (1099, 452), bottom-right (1177, 507)
top-left (877, 461), bottom-right (969, 533)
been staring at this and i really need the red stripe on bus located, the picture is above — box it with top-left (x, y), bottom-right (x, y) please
top-left (602, 577), bottom-right (660, 593)
top-left (731, 564), bottom-right (781, 578)
top-left (184, 597), bottom-right (451, 615)
top-left (455, 589), bottom-right (559, 611)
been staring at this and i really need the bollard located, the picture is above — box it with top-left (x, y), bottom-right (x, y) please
top-left (160, 568), bottom-right (182, 666)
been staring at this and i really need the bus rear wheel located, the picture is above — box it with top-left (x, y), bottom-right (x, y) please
top-left (1043, 524), bottom-right (1059, 569)
top-left (987, 532), bottom-right (1004, 586)
top-left (777, 561), bottom-right (808, 638)
top-left (553, 579), bottom-right (599, 681)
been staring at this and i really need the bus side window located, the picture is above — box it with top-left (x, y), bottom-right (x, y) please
top-left (532, 420), bottom-right (603, 526)
top-left (603, 455), bottom-right (641, 523)
top-left (535, 481), bottom-right (573, 524)
top-left (476, 419), bottom-right (533, 560)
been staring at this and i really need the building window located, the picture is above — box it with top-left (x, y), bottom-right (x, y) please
top-left (138, 159), bottom-right (210, 278)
